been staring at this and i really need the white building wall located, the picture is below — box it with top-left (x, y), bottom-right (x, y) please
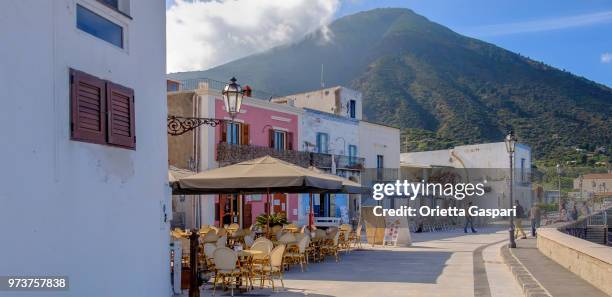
top-left (274, 86), bottom-right (363, 120)
top-left (299, 109), bottom-right (359, 155)
top-left (359, 121), bottom-right (401, 169)
top-left (0, 1), bottom-right (169, 296)
top-left (400, 142), bottom-right (533, 210)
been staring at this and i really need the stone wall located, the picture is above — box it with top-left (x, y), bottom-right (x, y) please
top-left (537, 228), bottom-right (612, 296)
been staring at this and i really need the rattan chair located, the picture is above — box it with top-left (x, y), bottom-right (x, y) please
top-left (212, 247), bottom-right (242, 296)
top-left (253, 244), bottom-right (286, 291)
top-left (320, 231), bottom-right (340, 262)
top-left (284, 236), bottom-right (310, 271)
top-left (216, 236), bottom-right (227, 248)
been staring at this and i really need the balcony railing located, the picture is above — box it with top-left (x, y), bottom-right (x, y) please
top-left (216, 143), bottom-right (364, 171)
top-left (176, 77), bottom-right (277, 100)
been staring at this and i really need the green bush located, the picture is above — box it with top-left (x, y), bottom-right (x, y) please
top-left (255, 214), bottom-right (288, 228)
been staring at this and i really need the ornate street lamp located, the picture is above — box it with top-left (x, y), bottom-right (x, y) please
top-left (167, 77), bottom-right (246, 136)
top-left (222, 77), bottom-right (244, 121)
top-left (505, 130), bottom-right (517, 248)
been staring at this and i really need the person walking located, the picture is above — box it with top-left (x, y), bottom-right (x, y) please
top-left (514, 200), bottom-right (527, 239)
top-left (529, 203), bottom-right (541, 237)
top-left (570, 204), bottom-right (579, 221)
top-left (464, 202), bottom-right (477, 233)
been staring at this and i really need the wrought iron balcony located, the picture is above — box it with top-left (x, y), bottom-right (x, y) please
top-left (216, 143), bottom-right (364, 171)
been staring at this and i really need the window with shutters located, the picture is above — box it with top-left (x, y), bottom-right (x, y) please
top-left (220, 122), bottom-right (249, 145)
top-left (70, 68), bottom-right (136, 150)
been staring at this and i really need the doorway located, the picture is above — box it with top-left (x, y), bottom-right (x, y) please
top-left (272, 193), bottom-right (287, 218)
top-left (218, 194), bottom-right (239, 227)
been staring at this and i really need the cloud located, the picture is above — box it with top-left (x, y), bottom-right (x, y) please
top-left (602, 53), bottom-right (612, 64)
top-left (166, 0), bottom-right (340, 73)
top-left (463, 10), bottom-right (612, 37)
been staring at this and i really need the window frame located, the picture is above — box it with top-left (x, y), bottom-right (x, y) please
top-left (316, 132), bottom-right (329, 154)
top-left (348, 144), bottom-right (357, 165)
top-left (226, 122), bottom-right (241, 145)
top-left (273, 130), bottom-right (287, 151)
top-left (349, 100), bottom-right (356, 118)
top-left (76, 4), bottom-right (125, 49)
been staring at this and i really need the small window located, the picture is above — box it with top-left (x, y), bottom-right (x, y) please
top-left (520, 158), bottom-right (526, 182)
top-left (226, 122), bottom-right (241, 145)
top-left (376, 155), bottom-right (384, 169)
top-left (348, 145), bottom-right (357, 165)
top-left (77, 4), bottom-right (124, 48)
top-left (274, 131), bottom-right (286, 151)
top-left (316, 133), bottom-right (329, 154)
top-left (349, 100), bottom-right (356, 118)
top-left (376, 154), bottom-right (384, 180)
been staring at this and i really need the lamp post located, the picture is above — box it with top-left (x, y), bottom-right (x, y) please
top-left (222, 77), bottom-right (244, 121)
top-left (505, 130), bottom-right (517, 248)
top-left (187, 77), bottom-right (245, 297)
top-left (556, 164), bottom-right (561, 210)
top-left (168, 77), bottom-right (245, 136)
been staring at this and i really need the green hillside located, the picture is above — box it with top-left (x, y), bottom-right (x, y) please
top-left (168, 8), bottom-right (612, 161)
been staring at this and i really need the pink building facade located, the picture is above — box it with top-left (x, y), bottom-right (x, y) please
top-left (211, 96), bottom-right (301, 227)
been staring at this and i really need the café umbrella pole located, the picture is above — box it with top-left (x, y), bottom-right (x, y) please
top-left (266, 188), bottom-right (271, 237)
top-left (309, 193), bottom-right (315, 230)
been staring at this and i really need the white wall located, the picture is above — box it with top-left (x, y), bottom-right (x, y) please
top-left (299, 109), bottom-right (359, 155)
top-left (359, 121), bottom-right (401, 169)
top-left (274, 86), bottom-right (363, 120)
top-left (400, 142), bottom-right (533, 209)
top-left (0, 1), bottom-right (169, 296)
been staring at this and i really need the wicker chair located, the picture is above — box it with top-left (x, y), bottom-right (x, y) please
top-left (284, 236), bottom-right (310, 271)
top-left (250, 240), bottom-right (273, 266)
top-left (216, 236), bottom-right (227, 248)
top-left (349, 224), bottom-right (363, 249)
top-left (243, 235), bottom-right (254, 249)
top-left (253, 244), bottom-right (286, 291)
top-left (320, 231), bottom-right (340, 262)
top-left (212, 247), bottom-right (242, 296)
top-left (203, 243), bottom-right (217, 270)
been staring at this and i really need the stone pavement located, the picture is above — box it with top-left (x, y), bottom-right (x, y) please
top-left (510, 237), bottom-right (608, 297)
top-left (181, 227), bottom-right (524, 297)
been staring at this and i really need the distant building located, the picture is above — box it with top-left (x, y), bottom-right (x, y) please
top-left (573, 173), bottom-right (612, 194)
top-left (276, 86), bottom-right (400, 226)
top-left (401, 142), bottom-right (533, 212)
top-left (273, 86), bottom-right (363, 120)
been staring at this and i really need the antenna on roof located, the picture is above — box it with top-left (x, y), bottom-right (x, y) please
top-left (320, 64), bottom-right (325, 88)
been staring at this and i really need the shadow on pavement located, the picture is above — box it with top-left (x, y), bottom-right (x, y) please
top-left (410, 227), bottom-right (505, 243)
top-left (285, 249), bottom-right (451, 284)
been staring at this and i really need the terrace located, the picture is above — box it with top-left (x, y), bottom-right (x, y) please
top-left (216, 142), bottom-right (365, 172)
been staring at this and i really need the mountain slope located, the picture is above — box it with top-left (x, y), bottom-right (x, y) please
top-left (169, 8), bottom-right (612, 159)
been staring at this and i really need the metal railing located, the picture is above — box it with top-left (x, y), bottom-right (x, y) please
top-left (176, 77), bottom-right (278, 100)
top-left (558, 206), bottom-right (610, 246)
top-left (216, 142), bottom-right (364, 171)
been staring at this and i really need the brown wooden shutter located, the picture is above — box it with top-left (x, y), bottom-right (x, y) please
top-left (269, 129), bottom-right (275, 148)
top-left (70, 69), bottom-right (106, 144)
top-left (287, 132), bottom-right (293, 150)
top-left (219, 121), bottom-right (227, 143)
top-left (241, 123), bottom-right (250, 145)
top-left (106, 82), bottom-right (136, 149)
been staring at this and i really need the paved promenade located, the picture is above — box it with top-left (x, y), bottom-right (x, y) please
top-left (511, 237), bottom-right (608, 297)
top-left (188, 227), bottom-right (523, 297)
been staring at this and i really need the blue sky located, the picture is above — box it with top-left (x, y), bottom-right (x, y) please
top-left (338, 0), bottom-right (612, 87)
top-left (167, 0), bottom-right (612, 87)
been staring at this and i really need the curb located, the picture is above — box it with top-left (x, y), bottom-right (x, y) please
top-left (500, 243), bottom-right (552, 297)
